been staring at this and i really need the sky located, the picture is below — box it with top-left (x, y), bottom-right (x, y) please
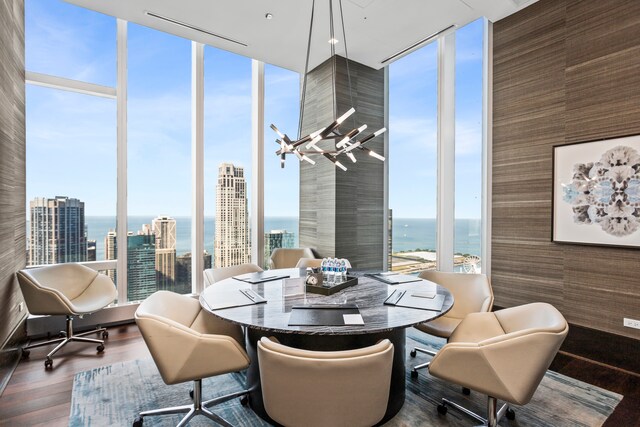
top-left (25, 0), bottom-right (483, 220)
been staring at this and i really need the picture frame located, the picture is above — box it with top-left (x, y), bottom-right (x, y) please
top-left (552, 135), bottom-right (640, 248)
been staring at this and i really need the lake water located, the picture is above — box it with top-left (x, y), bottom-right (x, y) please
top-left (83, 216), bottom-right (481, 260)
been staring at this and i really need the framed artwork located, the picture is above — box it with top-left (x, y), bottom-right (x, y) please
top-left (553, 135), bottom-right (640, 248)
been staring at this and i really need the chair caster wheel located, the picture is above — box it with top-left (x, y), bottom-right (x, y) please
top-left (44, 358), bottom-right (53, 369)
top-left (21, 348), bottom-right (30, 359)
top-left (437, 404), bottom-right (448, 415)
top-left (97, 344), bottom-right (105, 353)
top-left (240, 395), bottom-right (249, 406)
top-left (189, 389), bottom-right (194, 399)
top-left (506, 408), bottom-right (516, 420)
top-left (132, 416), bottom-right (143, 427)
top-left (410, 349), bottom-right (417, 358)
top-left (59, 331), bottom-right (67, 338)
top-left (410, 369), bottom-right (419, 379)
top-left (462, 387), bottom-right (471, 395)
top-left (102, 331), bottom-right (109, 339)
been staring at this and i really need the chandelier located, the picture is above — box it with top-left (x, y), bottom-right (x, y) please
top-left (270, 0), bottom-right (386, 171)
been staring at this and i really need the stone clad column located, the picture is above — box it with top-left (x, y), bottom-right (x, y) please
top-left (299, 55), bottom-right (385, 269)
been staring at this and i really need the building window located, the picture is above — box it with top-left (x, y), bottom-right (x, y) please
top-left (126, 24), bottom-right (192, 300)
top-left (454, 19), bottom-right (483, 272)
top-left (204, 46), bottom-right (252, 270)
top-left (388, 43), bottom-right (438, 273)
top-left (263, 64), bottom-right (300, 269)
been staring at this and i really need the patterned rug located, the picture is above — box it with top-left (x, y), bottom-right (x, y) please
top-left (70, 330), bottom-right (621, 426)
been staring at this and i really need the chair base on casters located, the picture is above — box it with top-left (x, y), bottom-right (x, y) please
top-left (410, 346), bottom-right (436, 378)
top-left (133, 379), bottom-right (248, 427)
top-left (437, 395), bottom-right (515, 427)
top-left (21, 315), bottom-right (108, 369)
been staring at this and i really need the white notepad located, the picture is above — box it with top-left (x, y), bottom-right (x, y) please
top-left (343, 314), bottom-right (365, 325)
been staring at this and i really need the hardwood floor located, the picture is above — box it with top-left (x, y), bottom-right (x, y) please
top-left (0, 324), bottom-right (638, 426)
top-left (0, 324), bottom-right (148, 426)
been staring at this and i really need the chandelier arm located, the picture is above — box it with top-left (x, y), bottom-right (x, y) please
top-left (298, 0), bottom-right (316, 140)
top-left (338, 0), bottom-right (356, 130)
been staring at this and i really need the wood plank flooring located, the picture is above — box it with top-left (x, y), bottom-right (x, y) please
top-left (0, 324), bottom-right (638, 426)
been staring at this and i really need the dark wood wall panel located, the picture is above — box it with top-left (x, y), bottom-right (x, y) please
top-left (300, 56), bottom-right (385, 269)
top-left (0, 0), bottom-right (27, 390)
top-left (493, 0), bottom-right (640, 340)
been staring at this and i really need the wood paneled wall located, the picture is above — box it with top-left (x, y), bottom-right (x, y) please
top-left (493, 0), bottom-right (640, 339)
top-left (300, 56), bottom-right (385, 269)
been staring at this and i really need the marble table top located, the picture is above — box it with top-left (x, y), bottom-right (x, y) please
top-left (200, 268), bottom-right (453, 335)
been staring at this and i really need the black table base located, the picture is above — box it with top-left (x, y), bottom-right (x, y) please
top-left (245, 327), bottom-right (407, 425)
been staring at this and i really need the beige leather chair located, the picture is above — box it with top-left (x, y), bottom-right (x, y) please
top-left (429, 302), bottom-right (569, 426)
top-left (133, 291), bottom-right (249, 427)
top-left (269, 247), bottom-right (315, 269)
top-left (294, 257), bottom-right (322, 269)
top-left (203, 263), bottom-right (263, 286)
top-left (258, 337), bottom-right (394, 427)
top-left (16, 263), bottom-right (117, 369)
top-left (411, 270), bottom-right (494, 378)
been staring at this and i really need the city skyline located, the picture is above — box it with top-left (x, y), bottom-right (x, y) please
top-left (25, 1), bottom-right (483, 220)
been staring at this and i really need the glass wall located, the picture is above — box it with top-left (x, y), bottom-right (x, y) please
top-left (388, 43), bottom-right (438, 273)
top-left (263, 64), bottom-right (300, 269)
top-left (127, 24), bottom-right (192, 300)
top-left (25, 0), bottom-right (117, 285)
top-left (204, 46), bottom-right (252, 271)
top-left (454, 19), bottom-right (483, 273)
top-left (26, 0), bottom-right (116, 86)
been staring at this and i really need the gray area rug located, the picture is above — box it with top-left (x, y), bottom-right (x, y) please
top-left (70, 330), bottom-right (621, 426)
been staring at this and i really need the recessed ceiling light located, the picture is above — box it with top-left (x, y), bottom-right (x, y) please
top-left (265, 13), bottom-right (273, 19)
top-left (328, 38), bottom-right (339, 44)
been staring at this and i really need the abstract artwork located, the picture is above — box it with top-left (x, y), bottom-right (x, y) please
top-left (553, 135), bottom-right (640, 247)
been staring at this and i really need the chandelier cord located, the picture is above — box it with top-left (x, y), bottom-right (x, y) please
top-left (338, 0), bottom-right (355, 130)
top-left (298, 0), bottom-right (316, 140)
top-left (329, 0), bottom-right (336, 123)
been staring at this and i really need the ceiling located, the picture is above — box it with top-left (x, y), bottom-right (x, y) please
top-left (65, 0), bottom-right (537, 72)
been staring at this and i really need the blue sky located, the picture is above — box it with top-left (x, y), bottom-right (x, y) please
top-left (25, 0), bottom-right (483, 220)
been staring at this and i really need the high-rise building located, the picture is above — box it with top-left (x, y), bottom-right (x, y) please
top-left (104, 229), bottom-right (117, 282)
top-left (127, 226), bottom-right (156, 302)
top-left (176, 251), bottom-right (212, 293)
top-left (87, 239), bottom-right (96, 261)
top-left (152, 216), bottom-right (176, 291)
top-left (264, 230), bottom-right (295, 269)
top-left (28, 196), bottom-right (87, 266)
top-left (215, 163), bottom-right (250, 268)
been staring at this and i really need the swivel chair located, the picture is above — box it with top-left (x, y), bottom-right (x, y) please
top-left (203, 263), bottom-right (263, 286)
top-left (133, 291), bottom-right (249, 427)
top-left (269, 248), bottom-right (315, 269)
top-left (294, 258), bottom-right (322, 269)
top-left (429, 302), bottom-right (569, 426)
top-left (258, 337), bottom-right (394, 427)
top-left (410, 271), bottom-right (493, 378)
top-left (16, 263), bottom-right (117, 369)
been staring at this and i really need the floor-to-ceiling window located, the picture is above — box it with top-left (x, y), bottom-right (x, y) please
top-left (454, 19), bottom-right (484, 273)
top-left (204, 46), bottom-right (252, 271)
top-left (127, 24), bottom-right (191, 300)
top-left (263, 64), bottom-right (300, 269)
top-left (388, 44), bottom-right (438, 273)
top-left (25, 0), bottom-right (117, 283)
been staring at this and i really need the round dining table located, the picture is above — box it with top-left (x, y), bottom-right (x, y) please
top-left (200, 268), bottom-right (453, 424)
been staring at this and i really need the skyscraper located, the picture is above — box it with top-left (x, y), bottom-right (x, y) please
top-left (176, 251), bottom-right (212, 293)
top-left (28, 196), bottom-right (87, 266)
top-left (215, 163), bottom-right (250, 268)
top-left (264, 230), bottom-right (295, 269)
top-left (104, 229), bottom-right (117, 282)
top-left (87, 239), bottom-right (96, 261)
top-left (152, 216), bottom-right (176, 291)
top-left (127, 226), bottom-right (156, 302)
